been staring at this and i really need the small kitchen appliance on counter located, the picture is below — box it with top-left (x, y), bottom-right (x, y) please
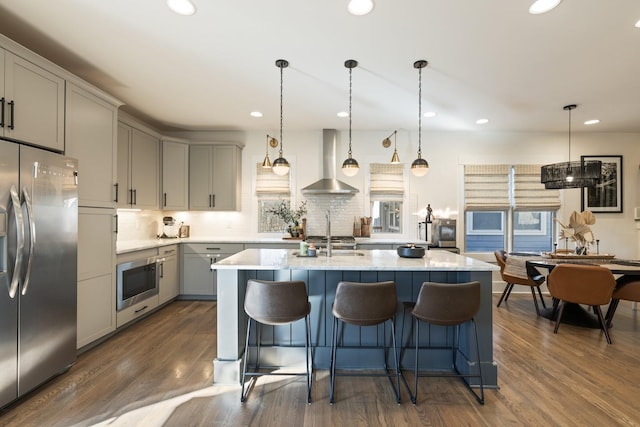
top-left (162, 216), bottom-right (181, 238)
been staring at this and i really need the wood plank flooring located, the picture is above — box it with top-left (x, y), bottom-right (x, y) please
top-left (1, 294), bottom-right (639, 427)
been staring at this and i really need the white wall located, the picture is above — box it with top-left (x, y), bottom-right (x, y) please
top-left (143, 128), bottom-right (640, 258)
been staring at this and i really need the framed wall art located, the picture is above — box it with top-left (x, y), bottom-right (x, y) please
top-left (581, 155), bottom-right (623, 213)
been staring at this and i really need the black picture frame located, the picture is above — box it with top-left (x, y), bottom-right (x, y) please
top-left (581, 155), bottom-right (623, 213)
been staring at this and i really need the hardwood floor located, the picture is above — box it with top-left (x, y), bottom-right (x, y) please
top-left (1, 295), bottom-right (639, 427)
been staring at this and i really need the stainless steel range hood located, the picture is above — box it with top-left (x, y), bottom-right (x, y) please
top-left (301, 129), bottom-right (359, 194)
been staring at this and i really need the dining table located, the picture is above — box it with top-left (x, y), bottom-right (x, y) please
top-left (525, 257), bottom-right (640, 328)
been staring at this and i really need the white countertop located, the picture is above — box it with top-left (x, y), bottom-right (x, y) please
top-left (214, 248), bottom-right (497, 272)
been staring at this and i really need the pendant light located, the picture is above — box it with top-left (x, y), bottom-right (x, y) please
top-left (382, 130), bottom-right (400, 163)
top-left (342, 59), bottom-right (360, 177)
top-left (540, 104), bottom-right (602, 189)
top-left (262, 134), bottom-right (277, 168)
top-left (272, 59), bottom-right (290, 176)
top-left (411, 60), bottom-right (429, 177)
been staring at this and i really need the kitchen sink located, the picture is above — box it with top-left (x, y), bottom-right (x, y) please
top-left (293, 250), bottom-right (365, 257)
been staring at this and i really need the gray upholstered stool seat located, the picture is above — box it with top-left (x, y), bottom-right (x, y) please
top-left (405, 281), bottom-right (484, 405)
top-left (241, 279), bottom-right (313, 403)
top-left (329, 280), bottom-right (401, 404)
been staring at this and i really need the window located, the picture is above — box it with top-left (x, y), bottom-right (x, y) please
top-left (371, 200), bottom-right (402, 233)
top-left (369, 163), bottom-right (404, 234)
top-left (464, 164), bottom-right (560, 253)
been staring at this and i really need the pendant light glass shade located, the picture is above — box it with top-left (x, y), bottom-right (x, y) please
top-left (411, 60), bottom-right (430, 177)
top-left (342, 59), bottom-right (360, 176)
top-left (272, 59), bottom-right (290, 176)
top-left (540, 104), bottom-right (602, 189)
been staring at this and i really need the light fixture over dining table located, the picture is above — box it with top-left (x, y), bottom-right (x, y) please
top-left (540, 104), bottom-right (602, 189)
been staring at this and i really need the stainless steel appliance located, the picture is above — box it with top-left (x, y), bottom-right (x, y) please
top-left (432, 219), bottom-right (457, 248)
top-left (117, 256), bottom-right (159, 311)
top-left (0, 141), bottom-right (78, 409)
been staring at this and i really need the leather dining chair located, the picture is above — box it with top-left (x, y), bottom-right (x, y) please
top-left (605, 277), bottom-right (640, 328)
top-left (241, 279), bottom-right (313, 403)
top-left (547, 264), bottom-right (616, 344)
top-left (329, 280), bottom-right (401, 404)
top-left (494, 250), bottom-right (546, 315)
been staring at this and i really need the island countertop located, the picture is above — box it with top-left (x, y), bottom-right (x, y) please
top-left (214, 248), bottom-right (498, 271)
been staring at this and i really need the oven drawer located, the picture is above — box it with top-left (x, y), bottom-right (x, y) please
top-left (116, 294), bottom-right (159, 328)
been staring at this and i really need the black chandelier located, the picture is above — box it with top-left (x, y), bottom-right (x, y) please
top-left (540, 104), bottom-right (601, 189)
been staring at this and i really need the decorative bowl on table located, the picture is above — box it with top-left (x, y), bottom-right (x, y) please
top-left (397, 244), bottom-right (425, 258)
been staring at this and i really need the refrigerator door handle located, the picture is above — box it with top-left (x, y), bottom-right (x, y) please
top-left (8, 185), bottom-right (24, 298)
top-left (21, 187), bottom-right (36, 296)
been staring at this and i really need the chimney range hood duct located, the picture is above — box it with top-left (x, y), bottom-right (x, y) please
top-left (301, 129), bottom-right (359, 194)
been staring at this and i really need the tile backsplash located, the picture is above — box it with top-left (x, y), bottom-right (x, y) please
top-left (303, 194), bottom-right (363, 236)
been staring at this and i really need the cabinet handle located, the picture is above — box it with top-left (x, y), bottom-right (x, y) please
top-left (128, 189), bottom-right (133, 205)
top-left (134, 305), bottom-right (149, 314)
top-left (206, 247), bottom-right (221, 251)
top-left (114, 183), bottom-right (118, 203)
top-left (159, 262), bottom-right (164, 278)
top-left (8, 100), bottom-right (15, 130)
top-left (163, 249), bottom-right (176, 255)
top-left (208, 194), bottom-right (212, 208)
top-left (114, 214), bottom-right (118, 234)
top-left (163, 193), bottom-right (167, 207)
top-left (133, 189), bottom-right (137, 205)
top-left (212, 194), bottom-right (215, 208)
top-left (0, 97), bottom-right (4, 128)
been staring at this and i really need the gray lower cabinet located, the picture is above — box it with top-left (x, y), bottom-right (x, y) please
top-left (181, 243), bottom-right (244, 299)
top-left (158, 245), bottom-right (179, 305)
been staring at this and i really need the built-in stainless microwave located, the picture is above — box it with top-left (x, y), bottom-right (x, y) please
top-left (116, 257), bottom-right (159, 311)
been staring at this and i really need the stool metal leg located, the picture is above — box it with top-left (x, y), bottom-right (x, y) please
top-left (305, 314), bottom-right (313, 403)
top-left (329, 316), bottom-right (338, 404)
top-left (240, 317), bottom-right (253, 402)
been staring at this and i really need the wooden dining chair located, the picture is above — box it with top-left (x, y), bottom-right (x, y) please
top-left (494, 250), bottom-right (546, 315)
top-left (547, 264), bottom-right (616, 344)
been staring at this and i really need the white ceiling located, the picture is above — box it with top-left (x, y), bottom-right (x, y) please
top-left (0, 0), bottom-right (639, 134)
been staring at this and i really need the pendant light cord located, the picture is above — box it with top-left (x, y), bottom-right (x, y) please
top-left (279, 62), bottom-right (284, 157)
top-left (567, 106), bottom-right (571, 162)
top-left (418, 64), bottom-right (422, 156)
top-left (348, 65), bottom-right (353, 156)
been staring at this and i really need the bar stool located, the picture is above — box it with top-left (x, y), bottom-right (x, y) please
top-left (240, 279), bottom-right (313, 403)
top-left (406, 281), bottom-right (484, 405)
top-left (329, 280), bottom-right (401, 404)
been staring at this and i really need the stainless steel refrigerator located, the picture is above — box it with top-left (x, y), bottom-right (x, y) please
top-left (0, 140), bottom-right (78, 408)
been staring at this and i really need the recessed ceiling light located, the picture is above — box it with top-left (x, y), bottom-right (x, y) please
top-left (348, 0), bottom-right (374, 16)
top-left (337, 111), bottom-right (349, 118)
top-left (476, 118), bottom-right (489, 125)
top-left (584, 119), bottom-right (600, 125)
top-left (529, 0), bottom-right (562, 15)
top-left (635, 19), bottom-right (640, 28)
top-left (250, 111), bottom-right (263, 118)
top-left (167, 0), bottom-right (196, 16)
top-left (423, 111), bottom-right (437, 118)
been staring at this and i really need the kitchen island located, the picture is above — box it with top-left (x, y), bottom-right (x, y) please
top-left (213, 248), bottom-right (499, 387)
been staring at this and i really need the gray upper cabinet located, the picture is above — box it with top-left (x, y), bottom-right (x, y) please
top-left (1, 49), bottom-right (65, 152)
top-left (117, 122), bottom-right (159, 209)
top-left (65, 82), bottom-right (120, 208)
top-left (189, 144), bottom-right (242, 211)
top-left (161, 138), bottom-right (189, 210)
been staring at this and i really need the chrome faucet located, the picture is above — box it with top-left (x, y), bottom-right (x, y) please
top-left (326, 210), bottom-right (332, 257)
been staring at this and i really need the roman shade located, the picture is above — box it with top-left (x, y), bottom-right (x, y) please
top-left (370, 163), bottom-right (404, 198)
top-left (255, 163), bottom-right (290, 194)
top-left (513, 164), bottom-right (561, 210)
top-left (464, 164), bottom-right (510, 210)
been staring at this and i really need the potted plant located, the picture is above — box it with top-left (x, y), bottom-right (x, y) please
top-left (266, 200), bottom-right (307, 238)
